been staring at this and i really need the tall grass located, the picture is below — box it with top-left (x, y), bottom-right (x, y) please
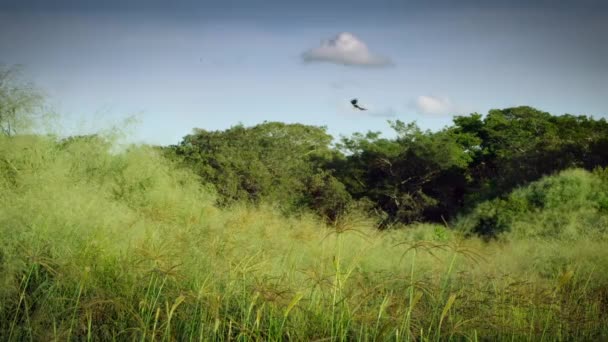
top-left (1, 133), bottom-right (608, 341)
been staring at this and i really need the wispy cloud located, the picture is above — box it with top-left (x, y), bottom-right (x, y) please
top-left (302, 32), bottom-right (393, 67)
top-left (414, 95), bottom-right (458, 116)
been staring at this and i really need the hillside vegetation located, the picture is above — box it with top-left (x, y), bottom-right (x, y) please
top-left (459, 168), bottom-right (608, 240)
top-left (1, 130), bottom-right (608, 341)
top-left (166, 107), bottom-right (608, 232)
top-left (1, 66), bottom-right (608, 340)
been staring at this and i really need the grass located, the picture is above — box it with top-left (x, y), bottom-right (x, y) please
top-left (1, 133), bottom-right (608, 341)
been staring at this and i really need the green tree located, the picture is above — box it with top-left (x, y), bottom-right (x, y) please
top-left (454, 106), bottom-right (608, 205)
top-left (170, 122), bottom-right (350, 217)
top-left (0, 65), bottom-right (44, 136)
top-left (336, 120), bottom-right (475, 227)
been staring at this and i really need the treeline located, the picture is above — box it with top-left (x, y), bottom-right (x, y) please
top-left (164, 106), bottom-right (608, 235)
top-left (3, 66), bottom-right (608, 237)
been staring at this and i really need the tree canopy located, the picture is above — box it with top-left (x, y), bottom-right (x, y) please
top-left (166, 106), bottom-right (608, 234)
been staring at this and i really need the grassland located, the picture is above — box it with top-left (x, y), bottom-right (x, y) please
top-left (1, 133), bottom-right (608, 341)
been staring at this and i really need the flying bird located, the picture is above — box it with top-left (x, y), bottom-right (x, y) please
top-left (351, 98), bottom-right (367, 111)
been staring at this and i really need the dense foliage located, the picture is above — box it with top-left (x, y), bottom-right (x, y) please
top-left (3, 127), bottom-right (608, 341)
top-left (167, 106), bottom-right (608, 235)
top-left (458, 167), bottom-right (608, 239)
top-left (166, 122), bottom-right (351, 222)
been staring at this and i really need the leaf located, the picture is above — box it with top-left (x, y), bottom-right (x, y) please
top-left (284, 292), bottom-right (304, 318)
top-left (439, 293), bottom-right (457, 329)
top-left (410, 290), bottom-right (424, 309)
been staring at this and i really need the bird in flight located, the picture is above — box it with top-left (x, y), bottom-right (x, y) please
top-left (350, 98), bottom-right (367, 111)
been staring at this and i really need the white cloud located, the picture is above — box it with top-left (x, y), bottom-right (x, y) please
top-left (302, 32), bottom-right (393, 67)
top-left (414, 95), bottom-right (457, 116)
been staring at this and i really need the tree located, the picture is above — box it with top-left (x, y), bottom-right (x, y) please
top-left (169, 122), bottom-right (350, 217)
top-left (454, 106), bottom-right (608, 205)
top-left (0, 65), bottom-right (43, 137)
top-left (335, 120), bottom-right (475, 227)
top-left (299, 170), bottom-right (352, 224)
top-left (167, 106), bottom-right (608, 230)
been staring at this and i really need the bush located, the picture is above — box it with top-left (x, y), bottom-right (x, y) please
top-left (457, 168), bottom-right (608, 240)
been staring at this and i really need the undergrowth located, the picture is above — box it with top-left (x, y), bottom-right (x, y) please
top-left (1, 134), bottom-right (608, 341)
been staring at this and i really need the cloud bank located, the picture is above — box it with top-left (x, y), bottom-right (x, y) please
top-left (302, 32), bottom-right (393, 67)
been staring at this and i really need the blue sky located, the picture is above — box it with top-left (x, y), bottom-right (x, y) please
top-left (1, 0), bottom-right (607, 145)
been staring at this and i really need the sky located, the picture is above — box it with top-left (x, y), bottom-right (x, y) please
top-left (1, 0), bottom-right (607, 145)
